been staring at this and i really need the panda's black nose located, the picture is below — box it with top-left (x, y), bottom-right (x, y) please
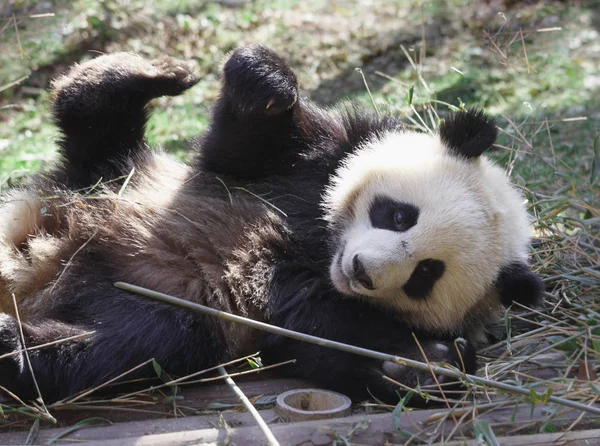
top-left (352, 254), bottom-right (374, 290)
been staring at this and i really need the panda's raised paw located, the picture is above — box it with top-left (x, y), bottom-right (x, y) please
top-left (146, 56), bottom-right (200, 96)
top-left (381, 338), bottom-right (476, 404)
top-left (51, 52), bottom-right (199, 107)
top-left (222, 44), bottom-right (298, 116)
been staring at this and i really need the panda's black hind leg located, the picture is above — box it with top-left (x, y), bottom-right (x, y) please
top-left (221, 44), bottom-right (298, 116)
top-left (0, 284), bottom-right (227, 403)
top-left (198, 44), bottom-right (306, 179)
top-left (0, 313), bottom-right (90, 402)
top-left (51, 52), bottom-right (198, 188)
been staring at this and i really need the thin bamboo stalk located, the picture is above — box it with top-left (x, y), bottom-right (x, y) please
top-left (114, 282), bottom-right (600, 416)
top-left (217, 367), bottom-right (280, 446)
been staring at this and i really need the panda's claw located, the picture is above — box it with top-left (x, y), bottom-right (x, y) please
top-left (381, 360), bottom-right (408, 378)
top-left (148, 56), bottom-right (199, 95)
top-left (423, 377), bottom-right (436, 387)
top-left (434, 343), bottom-right (450, 354)
top-left (423, 375), bottom-right (449, 388)
top-left (264, 91), bottom-right (298, 116)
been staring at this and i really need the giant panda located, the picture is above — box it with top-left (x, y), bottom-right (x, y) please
top-left (0, 45), bottom-right (544, 405)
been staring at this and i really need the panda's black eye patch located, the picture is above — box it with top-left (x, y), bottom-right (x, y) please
top-left (369, 196), bottom-right (419, 232)
top-left (403, 259), bottom-right (445, 299)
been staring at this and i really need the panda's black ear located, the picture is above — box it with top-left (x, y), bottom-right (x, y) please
top-left (495, 262), bottom-right (545, 308)
top-left (439, 108), bottom-right (497, 159)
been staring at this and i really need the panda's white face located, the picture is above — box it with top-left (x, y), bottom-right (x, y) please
top-left (324, 130), bottom-right (532, 333)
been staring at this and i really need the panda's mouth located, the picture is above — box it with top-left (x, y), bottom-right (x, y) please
top-left (402, 259), bottom-right (446, 299)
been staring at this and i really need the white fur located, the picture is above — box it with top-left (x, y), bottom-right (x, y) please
top-left (0, 190), bottom-right (43, 246)
top-left (0, 190), bottom-right (60, 315)
top-left (0, 153), bottom-right (190, 316)
top-left (324, 130), bottom-right (532, 334)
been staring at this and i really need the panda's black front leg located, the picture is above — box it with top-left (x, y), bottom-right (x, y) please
top-left (198, 45), bottom-right (310, 179)
top-left (51, 52), bottom-right (198, 188)
top-left (261, 273), bottom-right (476, 406)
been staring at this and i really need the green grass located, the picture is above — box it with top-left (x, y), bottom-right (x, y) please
top-left (146, 101), bottom-right (210, 161)
top-left (4, 2), bottom-right (595, 177)
top-left (0, 95), bottom-right (57, 186)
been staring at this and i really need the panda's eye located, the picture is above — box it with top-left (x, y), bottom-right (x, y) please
top-left (417, 262), bottom-right (430, 274)
top-left (394, 211), bottom-right (405, 227)
top-left (369, 196), bottom-right (419, 232)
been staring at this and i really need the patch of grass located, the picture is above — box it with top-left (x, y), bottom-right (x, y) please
top-left (0, 95), bottom-right (57, 187)
top-left (146, 101), bottom-right (210, 161)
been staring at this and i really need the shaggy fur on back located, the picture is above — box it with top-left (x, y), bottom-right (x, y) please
top-left (0, 45), bottom-right (543, 405)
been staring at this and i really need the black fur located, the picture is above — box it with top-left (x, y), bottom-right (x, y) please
top-left (260, 262), bottom-right (477, 404)
top-left (439, 108), bottom-right (497, 159)
top-left (0, 45), bottom-right (536, 406)
top-left (222, 44), bottom-right (298, 116)
top-left (51, 54), bottom-right (199, 188)
top-left (369, 196), bottom-right (420, 232)
top-left (198, 47), bottom-right (403, 180)
top-left (403, 259), bottom-right (446, 299)
top-left (0, 285), bottom-right (227, 402)
top-left (495, 261), bottom-right (545, 308)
